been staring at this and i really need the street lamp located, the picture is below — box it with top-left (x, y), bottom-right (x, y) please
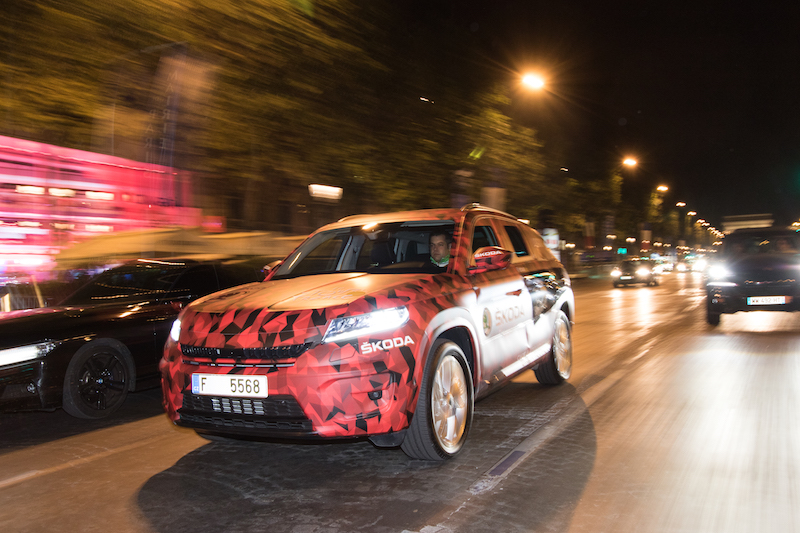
top-left (623, 158), bottom-right (637, 167)
top-left (521, 73), bottom-right (545, 90)
top-left (656, 185), bottom-right (669, 193)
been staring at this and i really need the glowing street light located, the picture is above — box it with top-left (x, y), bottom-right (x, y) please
top-left (676, 201), bottom-right (686, 207)
top-left (521, 73), bottom-right (545, 90)
top-left (623, 158), bottom-right (637, 167)
top-left (656, 185), bottom-right (669, 193)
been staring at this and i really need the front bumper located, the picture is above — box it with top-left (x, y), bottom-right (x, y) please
top-left (707, 281), bottom-right (800, 314)
top-left (160, 338), bottom-right (418, 440)
top-left (0, 360), bottom-right (52, 411)
top-left (614, 273), bottom-right (656, 285)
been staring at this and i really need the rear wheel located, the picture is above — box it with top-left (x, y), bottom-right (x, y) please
top-left (401, 341), bottom-right (473, 460)
top-left (63, 344), bottom-right (131, 419)
top-left (534, 310), bottom-right (573, 385)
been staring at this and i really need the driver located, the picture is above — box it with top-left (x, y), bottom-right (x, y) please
top-left (429, 231), bottom-right (451, 268)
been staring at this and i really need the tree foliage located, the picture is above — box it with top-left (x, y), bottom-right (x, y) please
top-left (0, 0), bottom-right (557, 230)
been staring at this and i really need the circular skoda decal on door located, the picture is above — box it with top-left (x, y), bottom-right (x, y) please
top-left (482, 308), bottom-right (492, 335)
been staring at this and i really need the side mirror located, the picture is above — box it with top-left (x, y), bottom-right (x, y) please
top-left (263, 260), bottom-right (283, 281)
top-left (469, 246), bottom-right (513, 275)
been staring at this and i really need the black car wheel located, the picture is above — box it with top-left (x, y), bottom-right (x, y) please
top-left (706, 306), bottom-right (721, 326)
top-left (534, 310), bottom-right (573, 385)
top-left (401, 341), bottom-right (473, 460)
top-left (63, 344), bottom-right (131, 419)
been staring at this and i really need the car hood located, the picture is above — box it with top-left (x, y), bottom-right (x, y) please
top-left (189, 273), bottom-right (425, 313)
top-left (0, 300), bottom-right (159, 348)
top-left (178, 273), bottom-right (449, 349)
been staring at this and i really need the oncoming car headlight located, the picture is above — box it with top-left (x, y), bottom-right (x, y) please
top-left (322, 307), bottom-right (410, 344)
top-left (707, 264), bottom-right (732, 280)
top-left (611, 269), bottom-right (622, 277)
top-left (706, 264), bottom-right (737, 286)
top-left (0, 341), bottom-right (57, 367)
top-left (636, 267), bottom-right (651, 276)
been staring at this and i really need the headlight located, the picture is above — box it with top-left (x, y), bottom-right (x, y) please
top-left (611, 269), bottom-right (621, 277)
top-left (636, 267), bottom-right (651, 276)
top-left (169, 318), bottom-right (181, 342)
top-left (0, 342), bottom-right (57, 366)
top-left (322, 307), bottom-right (410, 344)
top-left (707, 264), bottom-right (731, 280)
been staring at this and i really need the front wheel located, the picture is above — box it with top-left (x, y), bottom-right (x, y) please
top-left (63, 344), bottom-right (131, 419)
top-left (534, 310), bottom-right (573, 385)
top-left (401, 341), bottom-right (474, 460)
top-left (706, 307), bottom-right (721, 326)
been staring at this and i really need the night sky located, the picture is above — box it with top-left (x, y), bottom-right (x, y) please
top-left (437, 1), bottom-right (800, 227)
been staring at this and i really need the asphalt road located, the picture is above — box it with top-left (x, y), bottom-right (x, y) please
top-left (1, 271), bottom-right (798, 533)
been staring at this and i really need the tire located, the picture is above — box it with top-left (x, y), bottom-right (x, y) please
top-left (534, 310), bottom-right (573, 385)
top-left (613, 282), bottom-right (620, 288)
top-left (706, 307), bottom-right (721, 326)
top-left (62, 344), bottom-right (131, 419)
top-left (401, 341), bottom-right (474, 460)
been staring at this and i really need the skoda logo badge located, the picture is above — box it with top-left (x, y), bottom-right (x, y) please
top-left (482, 308), bottom-right (492, 335)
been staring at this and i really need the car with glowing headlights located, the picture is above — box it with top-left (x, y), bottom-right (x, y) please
top-left (705, 227), bottom-right (800, 325)
top-left (611, 258), bottom-right (661, 287)
top-left (160, 204), bottom-right (575, 460)
top-left (0, 258), bottom-right (262, 418)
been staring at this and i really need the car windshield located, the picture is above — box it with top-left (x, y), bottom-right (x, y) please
top-left (723, 231), bottom-right (800, 257)
top-left (620, 260), bottom-right (652, 269)
top-left (272, 220), bottom-right (456, 279)
top-left (61, 262), bottom-right (188, 304)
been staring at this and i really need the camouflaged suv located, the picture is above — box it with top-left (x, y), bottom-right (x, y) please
top-left (160, 204), bottom-right (575, 460)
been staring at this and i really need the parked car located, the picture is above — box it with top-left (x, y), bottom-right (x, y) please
top-left (611, 259), bottom-right (661, 287)
top-left (705, 227), bottom-right (800, 325)
top-left (0, 258), bottom-right (262, 418)
top-left (161, 204), bottom-right (575, 460)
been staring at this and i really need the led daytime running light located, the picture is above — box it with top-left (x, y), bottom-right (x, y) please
top-left (323, 307), bottom-right (410, 344)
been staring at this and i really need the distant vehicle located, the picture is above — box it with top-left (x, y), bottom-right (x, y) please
top-left (705, 227), bottom-right (800, 325)
top-left (0, 258), bottom-right (262, 418)
top-left (161, 205), bottom-right (575, 460)
top-left (611, 259), bottom-right (661, 287)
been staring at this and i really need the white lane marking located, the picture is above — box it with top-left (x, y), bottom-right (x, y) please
top-left (469, 367), bottom-right (627, 495)
top-left (0, 434), bottom-right (169, 489)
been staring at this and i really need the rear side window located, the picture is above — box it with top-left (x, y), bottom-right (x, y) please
top-left (504, 225), bottom-right (530, 257)
top-left (471, 223), bottom-right (499, 253)
top-left (522, 226), bottom-right (556, 261)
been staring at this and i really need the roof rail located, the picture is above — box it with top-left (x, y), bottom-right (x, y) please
top-left (460, 203), bottom-right (516, 218)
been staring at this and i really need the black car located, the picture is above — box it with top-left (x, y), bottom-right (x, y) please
top-left (611, 259), bottom-right (661, 287)
top-left (705, 227), bottom-right (800, 325)
top-left (0, 258), bottom-right (262, 418)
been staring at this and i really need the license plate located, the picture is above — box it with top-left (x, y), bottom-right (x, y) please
top-left (747, 296), bottom-right (787, 306)
top-left (192, 374), bottom-right (268, 398)
top-left (620, 275), bottom-right (633, 280)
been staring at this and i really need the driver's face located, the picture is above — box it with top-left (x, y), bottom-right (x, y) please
top-left (430, 235), bottom-right (448, 261)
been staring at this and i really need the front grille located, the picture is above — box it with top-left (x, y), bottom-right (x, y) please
top-left (182, 393), bottom-right (306, 417)
top-left (178, 393), bottom-right (315, 435)
top-left (181, 342), bottom-right (312, 361)
top-left (743, 278), bottom-right (796, 286)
